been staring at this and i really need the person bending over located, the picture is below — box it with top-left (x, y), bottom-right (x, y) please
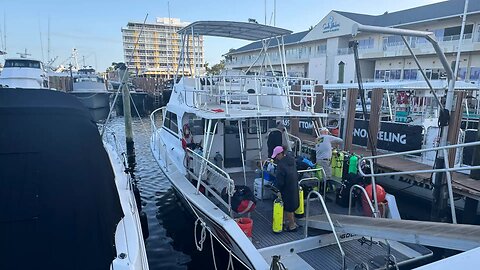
top-left (272, 146), bottom-right (299, 232)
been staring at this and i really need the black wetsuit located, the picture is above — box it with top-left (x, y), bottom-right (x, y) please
top-left (275, 155), bottom-right (299, 212)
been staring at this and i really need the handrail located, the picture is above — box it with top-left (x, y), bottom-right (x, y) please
top-left (304, 190), bottom-right (346, 270)
top-left (358, 140), bottom-right (480, 224)
top-left (348, 184), bottom-right (376, 217)
top-left (358, 140), bottom-right (480, 177)
top-left (186, 147), bottom-right (235, 216)
top-left (287, 133), bottom-right (302, 156)
top-left (149, 106), bottom-right (165, 131)
top-left (298, 167), bottom-right (328, 198)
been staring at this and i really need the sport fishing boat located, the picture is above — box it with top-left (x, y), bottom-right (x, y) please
top-left (70, 67), bottom-right (112, 121)
top-left (0, 88), bottom-right (149, 270)
top-left (0, 51), bottom-right (49, 89)
top-left (150, 21), bottom-right (438, 269)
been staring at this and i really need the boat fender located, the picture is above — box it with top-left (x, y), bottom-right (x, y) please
top-left (140, 211), bottom-right (149, 240)
top-left (272, 195), bottom-right (284, 233)
top-left (133, 182), bottom-right (142, 212)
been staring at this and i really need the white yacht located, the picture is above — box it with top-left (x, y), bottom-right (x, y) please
top-left (70, 67), bottom-right (112, 121)
top-left (150, 21), bottom-right (440, 269)
top-left (0, 88), bottom-right (149, 270)
top-left (0, 52), bottom-right (49, 89)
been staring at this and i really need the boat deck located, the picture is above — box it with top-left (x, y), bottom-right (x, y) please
top-left (230, 171), bottom-right (353, 249)
top-left (229, 171), bottom-right (432, 269)
top-left (351, 145), bottom-right (480, 201)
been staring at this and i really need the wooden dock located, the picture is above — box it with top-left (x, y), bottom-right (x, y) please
top-left (351, 145), bottom-right (480, 201)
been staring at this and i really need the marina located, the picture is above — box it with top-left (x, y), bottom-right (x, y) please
top-left (3, 0), bottom-right (480, 269)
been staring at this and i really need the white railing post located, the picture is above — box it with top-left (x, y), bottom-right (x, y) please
top-left (442, 148), bottom-right (457, 224)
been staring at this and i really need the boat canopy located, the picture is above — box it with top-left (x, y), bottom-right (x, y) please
top-left (0, 89), bottom-right (123, 269)
top-left (177, 21), bottom-right (292, 40)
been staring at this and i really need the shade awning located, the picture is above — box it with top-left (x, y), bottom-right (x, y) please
top-left (178, 21), bottom-right (292, 41)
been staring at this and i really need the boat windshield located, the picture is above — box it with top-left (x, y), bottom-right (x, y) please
top-left (4, 59), bottom-right (42, 69)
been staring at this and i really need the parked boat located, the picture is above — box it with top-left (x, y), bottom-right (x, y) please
top-left (0, 88), bottom-right (149, 270)
top-left (70, 67), bottom-right (111, 122)
top-left (150, 21), bottom-right (437, 269)
top-left (0, 52), bottom-right (49, 89)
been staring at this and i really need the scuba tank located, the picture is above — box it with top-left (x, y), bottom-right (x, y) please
top-left (331, 149), bottom-right (338, 178)
top-left (348, 154), bottom-right (359, 174)
top-left (336, 151), bottom-right (344, 179)
top-left (295, 186), bottom-right (304, 218)
top-left (272, 195), bottom-right (284, 233)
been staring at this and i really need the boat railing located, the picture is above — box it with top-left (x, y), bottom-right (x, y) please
top-left (348, 184), bottom-right (376, 217)
top-left (358, 140), bottom-right (480, 223)
top-left (186, 147), bottom-right (235, 216)
top-left (182, 74), bottom-right (319, 114)
top-left (298, 167), bottom-right (328, 197)
top-left (304, 190), bottom-right (346, 270)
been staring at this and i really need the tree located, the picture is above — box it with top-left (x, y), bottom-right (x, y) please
top-left (206, 60), bottom-right (225, 75)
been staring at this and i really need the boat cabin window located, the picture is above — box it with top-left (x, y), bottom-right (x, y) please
top-left (186, 118), bottom-right (218, 135)
top-left (4, 59), bottom-right (42, 69)
top-left (247, 119), bottom-right (268, 134)
top-left (164, 111), bottom-right (179, 135)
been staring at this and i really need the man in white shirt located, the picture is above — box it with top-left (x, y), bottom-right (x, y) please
top-left (315, 127), bottom-right (344, 180)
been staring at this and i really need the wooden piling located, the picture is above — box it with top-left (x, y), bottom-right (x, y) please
top-left (367, 88), bottom-right (384, 151)
top-left (344, 88), bottom-right (358, 152)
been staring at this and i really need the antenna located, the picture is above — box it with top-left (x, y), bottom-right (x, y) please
top-left (264, 0), bottom-right (267, 25)
top-left (274, 0), bottom-right (276, 26)
top-left (47, 16), bottom-right (50, 64)
top-left (39, 20), bottom-right (45, 62)
top-left (4, 12), bottom-right (6, 51)
top-left (17, 49), bottom-right (31, 58)
top-left (167, 1), bottom-right (171, 79)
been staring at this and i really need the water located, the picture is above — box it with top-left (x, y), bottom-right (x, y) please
top-left (108, 117), bottom-right (218, 270)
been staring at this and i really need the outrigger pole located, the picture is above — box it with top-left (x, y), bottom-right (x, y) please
top-left (352, 23), bottom-right (457, 223)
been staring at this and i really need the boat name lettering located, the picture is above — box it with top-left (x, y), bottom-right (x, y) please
top-left (340, 233), bottom-right (356, 239)
top-left (353, 128), bottom-right (407, 145)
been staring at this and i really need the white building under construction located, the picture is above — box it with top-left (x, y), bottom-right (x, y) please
top-left (122, 17), bottom-right (205, 78)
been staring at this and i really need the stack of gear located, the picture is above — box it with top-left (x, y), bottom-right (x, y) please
top-left (222, 185), bottom-right (256, 214)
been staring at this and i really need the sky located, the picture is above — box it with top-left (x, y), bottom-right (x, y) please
top-left (0, 0), bottom-right (445, 71)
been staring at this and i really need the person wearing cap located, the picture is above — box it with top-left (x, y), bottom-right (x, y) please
top-left (267, 121), bottom-right (285, 158)
top-left (271, 145), bottom-right (299, 232)
top-left (315, 127), bottom-right (343, 180)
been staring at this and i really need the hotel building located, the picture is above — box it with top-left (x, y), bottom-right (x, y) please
top-left (122, 17), bottom-right (204, 78)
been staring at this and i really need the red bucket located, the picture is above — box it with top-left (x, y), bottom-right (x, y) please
top-left (236, 217), bottom-right (253, 238)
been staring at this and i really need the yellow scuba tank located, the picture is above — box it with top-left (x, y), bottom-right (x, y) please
top-left (272, 196), bottom-right (284, 233)
top-left (295, 186), bottom-right (304, 218)
top-left (336, 151), bottom-right (344, 179)
top-left (331, 149), bottom-right (338, 178)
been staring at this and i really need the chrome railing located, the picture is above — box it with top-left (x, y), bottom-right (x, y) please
top-left (304, 190), bottom-right (346, 270)
top-left (298, 167), bottom-right (328, 198)
top-left (348, 184), bottom-right (376, 217)
top-left (179, 74), bottom-right (320, 114)
top-left (358, 140), bottom-right (480, 224)
top-left (186, 147), bottom-right (235, 216)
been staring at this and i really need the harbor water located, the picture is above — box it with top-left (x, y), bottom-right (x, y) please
top-left (108, 116), bottom-right (220, 270)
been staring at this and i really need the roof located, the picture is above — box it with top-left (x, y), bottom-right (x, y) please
top-left (177, 21), bottom-right (292, 41)
top-left (0, 89), bottom-right (123, 270)
top-left (229, 30), bottom-right (310, 55)
top-left (335, 0), bottom-right (480, 27)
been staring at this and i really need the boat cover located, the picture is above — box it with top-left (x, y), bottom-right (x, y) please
top-left (0, 89), bottom-right (124, 270)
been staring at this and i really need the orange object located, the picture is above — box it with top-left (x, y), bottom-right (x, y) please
top-left (236, 217), bottom-right (253, 237)
top-left (362, 184), bottom-right (388, 217)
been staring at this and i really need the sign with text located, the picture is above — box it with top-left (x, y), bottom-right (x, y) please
top-left (352, 120), bottom-right (423, 153)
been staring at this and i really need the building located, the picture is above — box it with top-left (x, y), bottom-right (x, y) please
top-left (122, 17), bottom-right (204, 78)
top-left (227, 0), bottom-right (480, 84)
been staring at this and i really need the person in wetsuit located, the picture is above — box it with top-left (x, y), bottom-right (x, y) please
top-left (272, 146), bottom-right (299, 232)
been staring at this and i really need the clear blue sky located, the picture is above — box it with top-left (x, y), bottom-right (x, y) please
top-left (1, 0), bottom-right (443, 71)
